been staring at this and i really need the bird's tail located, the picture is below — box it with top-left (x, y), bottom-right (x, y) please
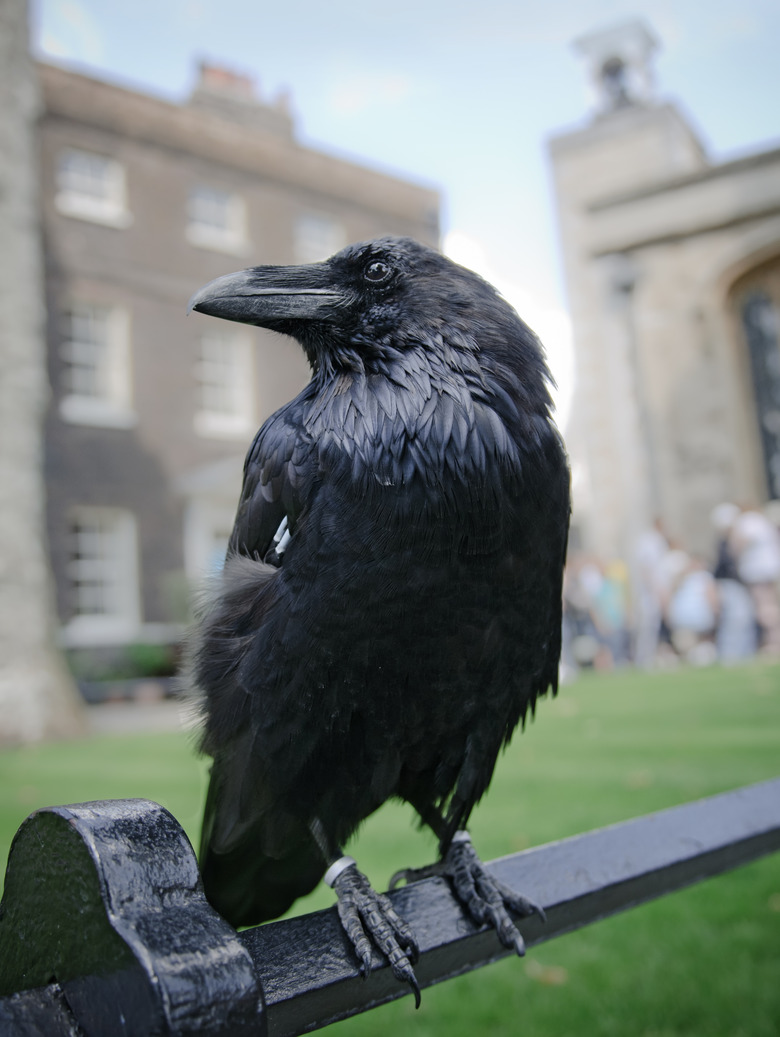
top-left (199, 835), bottom-right (325, 928)
top-left (199, 758), bottom-right (325, 927)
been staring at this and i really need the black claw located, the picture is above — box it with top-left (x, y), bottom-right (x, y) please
top-left (388, 954), bottom-right (422, 1005)
top-left (388, 868), bottom-right (407, 890)
top-left (408, 971), bottom-right (422, 1009)
top-left (388, 955), bottom-right (421, 1007)
top-left (357, 944), bottom-right (373, 979)
top-left (332, 862), bottom-right (423, 1005)
top-left (389, 862), bottom-right (440, 889)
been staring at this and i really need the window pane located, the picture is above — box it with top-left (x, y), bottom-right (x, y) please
top-left (208, 524), bottom-right (233, 574)
top-left (68, 510), bottom-right (133, 618)
top-left (58, 149), bottom-right (114, 202)
top-left (186, 185), bottom-right (247, 255)
top-left (55, 149), bottom-right (128, 228)
top-left (295, 213), bottom-right (346, 263)
top-left (189, 185), bottom-right (232, 231)
top-left (196, 332), bottom-right (246, 416)
top-left (62, 305), bottom-right (117, 400)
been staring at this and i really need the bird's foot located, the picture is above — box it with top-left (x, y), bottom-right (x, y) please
top-left (391, 832), bottom-right (544, 956)
top-left (325, 856), bottom-right (421, 1008)
top-left (444, 832), bottom-right (544, 954)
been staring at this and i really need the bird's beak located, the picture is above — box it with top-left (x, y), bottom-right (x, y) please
top-left (187, 263), bottom-right (348, 328)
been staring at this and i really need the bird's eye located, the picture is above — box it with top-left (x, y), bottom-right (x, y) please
top-left (363, 260), bottom-right (392, 284)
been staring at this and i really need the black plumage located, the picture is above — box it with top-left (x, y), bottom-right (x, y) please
top-left (187, 237), bottom-right (570, 1000)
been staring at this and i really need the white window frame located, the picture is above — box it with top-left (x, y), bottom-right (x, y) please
top-left (183, 499), bottom-right (237, 584)
top-left (186, 184), bottom-right (248, 255)
top-left (55, 148), bottom-right (132, 228)
top-left (194, 328), bottom-right (255, 439)
top-left (62, 507), bottom-right (141, 646)
top-left (294, 212), bottom-right (346, 263)
top-left (59, 303), bottom-right (136, 429)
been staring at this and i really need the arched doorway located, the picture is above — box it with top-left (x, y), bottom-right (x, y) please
top-left (731, 256), bottom-right (780, 500)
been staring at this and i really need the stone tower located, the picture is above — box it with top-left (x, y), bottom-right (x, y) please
top-left (549, 20), bottom-right (780, 560)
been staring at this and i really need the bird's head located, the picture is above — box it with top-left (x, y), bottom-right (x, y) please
top-left (188, 237), bottom-right (553, 404)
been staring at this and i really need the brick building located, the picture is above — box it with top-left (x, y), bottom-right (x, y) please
top-left (38, 61), bottom-right (439, 657)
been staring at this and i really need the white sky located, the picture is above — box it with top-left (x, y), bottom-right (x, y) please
top-left (32, 0), bottom-right (780, 428)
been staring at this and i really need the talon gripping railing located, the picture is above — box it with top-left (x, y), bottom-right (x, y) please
top-left (1, 778), bottom-right (779, 1036)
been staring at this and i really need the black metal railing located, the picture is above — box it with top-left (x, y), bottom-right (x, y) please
top-left (1, 778), bottom-right (779, 1037)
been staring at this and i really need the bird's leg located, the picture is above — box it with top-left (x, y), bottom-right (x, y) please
top-left (390, 815), bottom-right (544, 957)
top-left (310, 822), bottom-right (421, 1007)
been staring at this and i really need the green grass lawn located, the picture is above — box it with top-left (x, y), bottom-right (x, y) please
top-left (1, 663), bottom-right (779, 1035)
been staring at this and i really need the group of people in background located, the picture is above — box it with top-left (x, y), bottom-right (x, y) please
top-left (562, 503), bottom-right (780, 677)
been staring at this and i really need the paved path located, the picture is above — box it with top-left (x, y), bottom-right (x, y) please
top-left (86, 698), bottom-right (197, 736)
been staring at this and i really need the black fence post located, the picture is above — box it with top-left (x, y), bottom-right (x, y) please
top-left (0, 800), bottom-right (262, 1036)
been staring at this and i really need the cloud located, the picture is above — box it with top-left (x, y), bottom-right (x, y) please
top-left (38, 0), bottom-right (105, 64)
top-left (326, 72), bottom-right (413, 117)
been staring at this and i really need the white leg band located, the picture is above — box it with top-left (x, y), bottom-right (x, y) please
top-left (324, 855), bottom-right (357, 887)
top-left (272, 516), bottom-right (288, 543)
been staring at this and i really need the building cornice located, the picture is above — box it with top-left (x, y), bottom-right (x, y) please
top-left (586, 148), bottom-right (780, 257)
top-left (590, 141), bottom-right (780, 213)
top-left (591, 202), bottom-right (780, 258)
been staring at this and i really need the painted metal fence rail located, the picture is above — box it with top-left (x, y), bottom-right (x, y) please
top-left (1, 778), bottom-right (779, 1037)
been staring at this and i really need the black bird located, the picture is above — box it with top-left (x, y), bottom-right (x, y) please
top-left (187, 237), bottom-right (570, 1002)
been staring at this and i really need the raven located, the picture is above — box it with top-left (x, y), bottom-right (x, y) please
top-left (187, 237), bottom-right (570, 1002)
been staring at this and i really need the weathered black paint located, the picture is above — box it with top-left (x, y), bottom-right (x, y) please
top-left (1, 779), bottom-right (779, 1036)
top-left (0, 982), bottom-right (81, 1036)
top-left (0, 800), bottom-right (261, 1036)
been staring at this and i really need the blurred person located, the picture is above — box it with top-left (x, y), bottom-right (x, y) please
top-left (590, 559), bottom-right (631, 667)
top-left (562, 554), bottom-right (599, 673)
top-left (632, 519), bottom-right (670, 668)
top-left (710, 503), bottom-right (757, 663)
top-left (576, 556), bottom-right (621, 670)
top-left (731, 504), bottom-right (780, 655)
top-left (666, 555), bottom-right (719, 666)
